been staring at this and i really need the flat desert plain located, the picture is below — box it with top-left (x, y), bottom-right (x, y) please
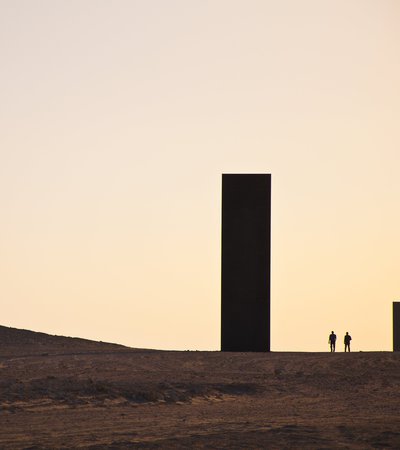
top-left (1, 326), bottom-right (400, 449)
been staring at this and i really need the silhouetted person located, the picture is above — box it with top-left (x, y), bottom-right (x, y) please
top-left (344, 332), bottom-right (352, 352)
top-left (328, 331), bottom-right (337, 352)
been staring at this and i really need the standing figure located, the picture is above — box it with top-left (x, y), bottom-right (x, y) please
top-left (328, 331), bottom-right (337, 352)
top-left (344, 332), bottom-right (352, 352)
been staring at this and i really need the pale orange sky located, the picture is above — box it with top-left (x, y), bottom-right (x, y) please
top-left (1, 1), bottom-right (400, 351)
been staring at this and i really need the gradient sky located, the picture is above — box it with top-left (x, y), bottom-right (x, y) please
top-left (1, 0), bottom-right (400, 351)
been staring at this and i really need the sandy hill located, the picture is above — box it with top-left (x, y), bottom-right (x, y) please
top-left (0, 325), bottom-right (131, 358)
top-left (1, 326), bottom-right (400, 449)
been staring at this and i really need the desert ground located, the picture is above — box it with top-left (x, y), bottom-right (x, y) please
top-left (1, 326), bottom-right (400, 449)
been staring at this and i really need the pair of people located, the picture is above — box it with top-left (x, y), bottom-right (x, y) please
top-left (328, 331), bottom-right (352, 352)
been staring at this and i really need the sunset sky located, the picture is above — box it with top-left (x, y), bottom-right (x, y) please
top-left (1, 0), bottom-right (400, 351)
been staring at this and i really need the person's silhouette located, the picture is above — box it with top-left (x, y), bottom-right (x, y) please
top-left (328, 331), bottom-right (337, 352)
top-left (344, 332), bottom-right (352, 352)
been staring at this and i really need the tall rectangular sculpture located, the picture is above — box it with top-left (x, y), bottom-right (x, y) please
top-left (394, 302), bottom-right (400, 352)
top-left (221, 174), bottom-right (271, 352)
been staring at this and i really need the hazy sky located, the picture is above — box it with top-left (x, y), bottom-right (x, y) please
top-left (1, 1), bottom-right (400, 351)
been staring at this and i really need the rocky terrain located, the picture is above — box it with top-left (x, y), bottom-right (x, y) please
top-left (1, 325), bottom-right (400, 449)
